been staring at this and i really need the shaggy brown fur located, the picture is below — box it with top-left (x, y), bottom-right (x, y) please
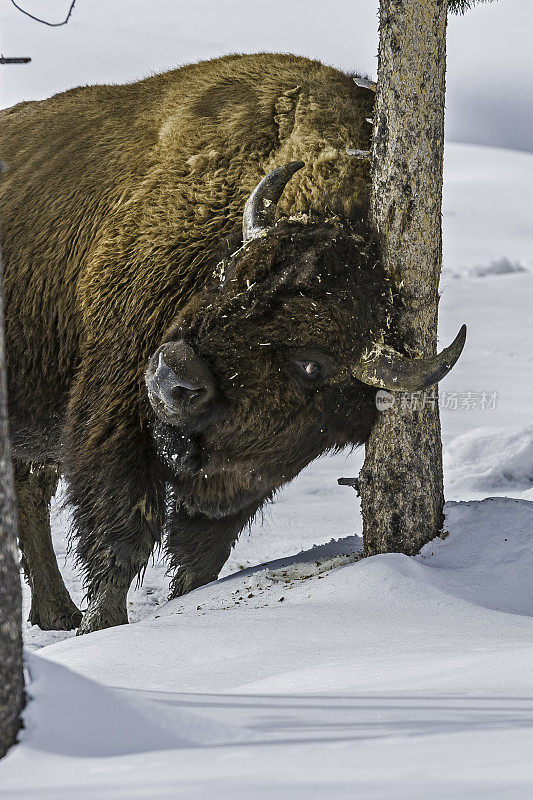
top-left (0, 53), bottom-right (377, 633)
top-left (14, 460), bottom-right (82, 629)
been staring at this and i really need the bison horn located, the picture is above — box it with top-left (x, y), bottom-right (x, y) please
top-left (243, 161), bottom-right (305, 243)
top-left (352, 324), bottom-right (467, 393)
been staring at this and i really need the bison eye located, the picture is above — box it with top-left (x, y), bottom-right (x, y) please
top-left (295, 360), bottom-right (321, 379)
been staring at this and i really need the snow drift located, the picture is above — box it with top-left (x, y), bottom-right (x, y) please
top-left (1, 498), bottom-right (532, 799)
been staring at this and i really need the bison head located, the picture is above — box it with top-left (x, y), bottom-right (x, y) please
top-left (146, 163), bottom-right (465, 518)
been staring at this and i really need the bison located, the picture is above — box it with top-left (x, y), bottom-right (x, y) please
top-left (0, 53), bottom-right (464, 634)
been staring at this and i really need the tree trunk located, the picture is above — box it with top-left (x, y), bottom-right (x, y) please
top-left (0, 184), bottom-right (24, 758)
top-left (359, 0), bottom-right (448, 555)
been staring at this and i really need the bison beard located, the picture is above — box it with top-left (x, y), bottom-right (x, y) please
top-left (0, 53), bottom-right (464, 634)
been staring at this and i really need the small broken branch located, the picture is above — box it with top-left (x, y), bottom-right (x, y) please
top-left (0, 56), bottom-right (31, 64)
top-left (338, 477), bottom-right (360, 494)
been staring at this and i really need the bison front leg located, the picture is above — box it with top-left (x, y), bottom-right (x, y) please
top-left (14, 459), bottom-right (82, 631)
top-left (71, 482), bottom-right (165, 634)
top-left (70, 470), bottom-right (166, 635)
top-left (64, 379), bottom-right (166, 634)
top-left (166, 495), bottom-right (265, 599)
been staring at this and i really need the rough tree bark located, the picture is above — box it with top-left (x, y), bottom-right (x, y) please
top-left (358, 0), bottom-right (449, 555)
top-left (0, 172), bottom-right (24, 758)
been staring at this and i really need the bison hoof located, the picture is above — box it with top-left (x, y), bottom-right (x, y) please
top-left (77, 602), bottom-right (128, 635)
top-left (29, 600), bottom-right (83, 631)
top-left (169, 568), bottom-right (214, 599)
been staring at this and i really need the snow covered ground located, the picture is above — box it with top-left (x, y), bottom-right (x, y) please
top-left (3, 499), bottom-right (533, 799)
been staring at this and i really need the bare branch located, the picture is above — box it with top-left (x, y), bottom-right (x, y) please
top-left (9, 0), bottom-right (76, 27)
top-left (0, 56), bottom-right (31, 64)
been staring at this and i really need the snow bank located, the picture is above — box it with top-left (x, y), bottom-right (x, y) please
top-left (2, 498), bottom-right (533, 799)
top-left (22, 654), bottom-right (177, 757)
top-left (419, 497), bottom-right (533, 616)
top-left (448, 257), bottom-right (528, 279)
top-left (442, 144), bottom-right (533, 276)
top-left (445, 426), bottom-right (533, 497)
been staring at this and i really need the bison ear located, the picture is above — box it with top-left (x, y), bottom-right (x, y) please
top-left (274, 86), bottom-right (302, 141)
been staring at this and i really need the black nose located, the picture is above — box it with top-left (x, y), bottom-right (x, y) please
top-left (146, 341), bottom-right (217, 417)
top-left (151, 352), bottom-right (205, 408)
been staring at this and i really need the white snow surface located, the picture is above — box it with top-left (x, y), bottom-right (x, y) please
top-left (3, 499), bottom-right (533, 799)
top-left (1, 79), bottom-right (533, 800)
